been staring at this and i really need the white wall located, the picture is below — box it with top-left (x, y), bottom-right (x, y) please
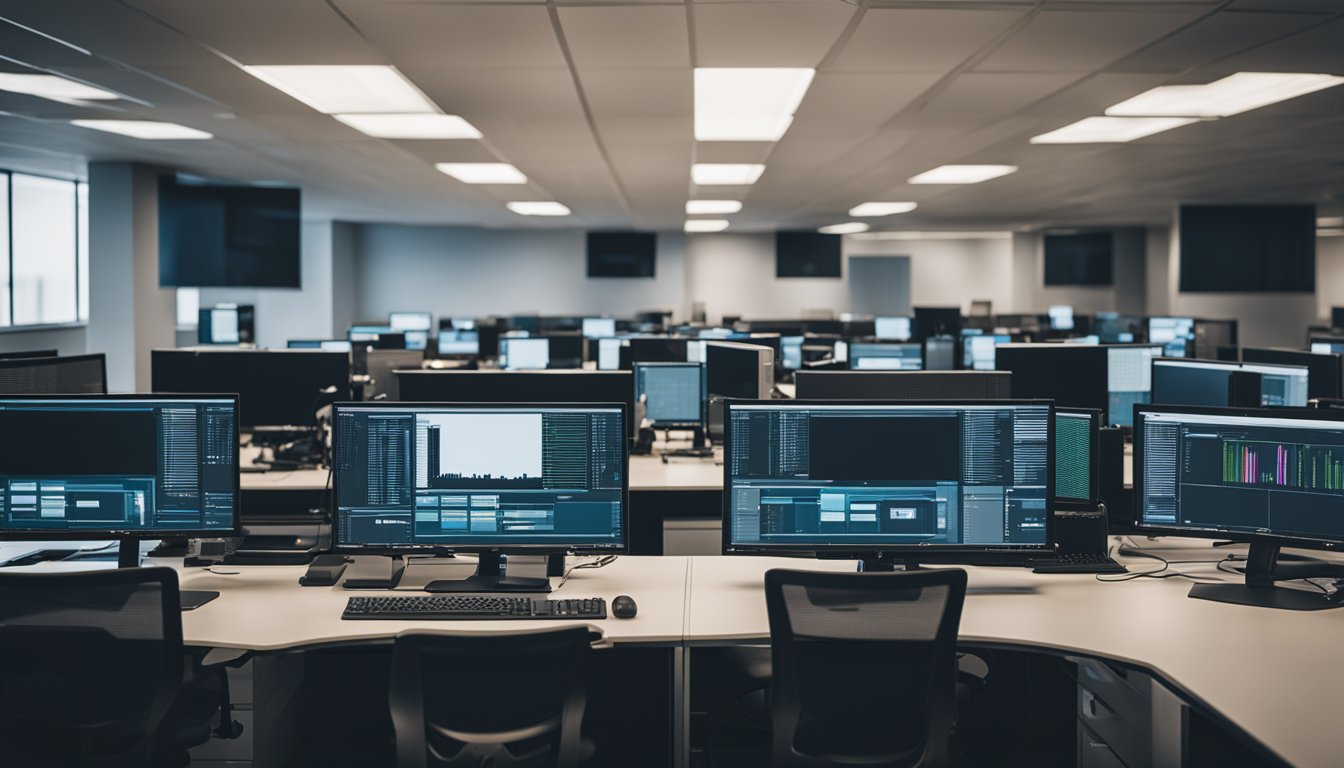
top-left (352, 225), bottom-right (687, 322)
top-left (198, 220), bottom-right (337, 349)
top-left (0, 326), bottom-right (86, 356)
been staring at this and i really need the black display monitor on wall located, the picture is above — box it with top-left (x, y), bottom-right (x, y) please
top-left (587, 231), bottom-right (656, 278)
top-left (776, 231), bottom-right (841, 278)
top-left (1178, 204), bottom-right (1315, 293)
top-left (158, 177), bottom-right (301, 288)
top-left (1044, 231), bottom-right (1113, 286)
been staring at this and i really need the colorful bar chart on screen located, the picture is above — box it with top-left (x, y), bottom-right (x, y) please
top-left (1222, 440), bottom-right (1344, 491)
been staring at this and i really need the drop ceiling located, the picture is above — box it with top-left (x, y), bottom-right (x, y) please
top-left (0, 0), bottom-right (1341, 231)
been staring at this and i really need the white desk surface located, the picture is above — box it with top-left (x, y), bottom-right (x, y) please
top-left (239, 453), bottom-right (724, 493)
top-left (685, 544), bottom-right (1344, 768)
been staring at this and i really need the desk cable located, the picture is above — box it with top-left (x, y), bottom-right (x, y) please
top-left (554, 556), bottom-right (618, 591)
top-left (1094, 539), bottom-right (1230, 584)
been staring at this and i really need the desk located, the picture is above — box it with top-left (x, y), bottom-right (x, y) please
top-left (685, 547), bottom-right (1344, 768)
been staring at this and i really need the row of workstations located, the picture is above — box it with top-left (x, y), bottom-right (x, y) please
top-left (1, 384), bottom-right (1342, 766)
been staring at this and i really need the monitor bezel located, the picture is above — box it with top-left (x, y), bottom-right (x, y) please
top-left (331, 400), bottom-right (630, 556)
top-left (1132, 403), bottom-right (1344, 551)
top-left (721, 398), bottom-right (1056, 558)
top-left (633, 361), bottom-right (707, 429)
top-left (1054, 406), bottom-right (1100, 508)
top-left (0, 393), bottom-right (241, 540)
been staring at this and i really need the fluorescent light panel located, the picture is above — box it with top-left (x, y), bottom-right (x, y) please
top-left (333, 113), bottom-right (480, 139)
top-left (1316, 216), bottom-right (1343, 228)
top-left (685, 219), bottom-right (730, 233)
top-left (694, 68), bottom-right (815, 141)
top-left (849, 202), bottom-right (917, 217)
top-left (70, 120), bottom-right (212, 139)
top-left (242, 65), bottom-right (435, 114)
top-left (692, 163), bottom-right (765, 185)
top-left (908, 165), bottom-right (1017, 184)
top-left (818, 222), bottom-right (869, 235)
top-left (1106, 72), bottom-right (1344, 118)
top-left (436, 163), bottom-right (527, 184)
top-left (1030, 116), bottom-right (1200, 144)
top-left (686, 200), bottom-right (742, 215)
top-left (507, 201), bottom-right (570, 216)
top-left (0, 73), bottom-right (118, 101)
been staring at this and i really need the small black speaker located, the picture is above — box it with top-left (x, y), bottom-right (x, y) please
top-left (1054, 508), bottom-right (1110, 556)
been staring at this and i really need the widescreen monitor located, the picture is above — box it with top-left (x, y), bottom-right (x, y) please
top-left (0, 395), bottom-right (239, 540)
top-left (794, 371), bottom-right (1012, 401)
top-left (1134, 405), bottom-right (1344, 609)
top-left (151, 349), bottom-right (350, 429)
top-left (389, 312), bottom-right (433, 332)
top-left (996, 344), bottom-right (1156, 428)
top-left (1048, 305), bottom-right (1074, 331)
top-left (0, 354), bottom-right (108, 396)
top-left (964, 334), bottom-right (1011, 371)
top-left (436, 329), bottom-right (480, 356)
top-left (874, 316), bottom-right (912, 341)
top-left (634, 362), bottom-right (706, 428)
top-left (1148, 317), bottom-right (1195, 357)
top-left (1153, 359), bottom-right (1309, 409)
top-left (333, 403), bottom-right (627, 562)
top-left (849, 342), bottom-right (922, 371)
top-left (723, 400), bottom-right (1053, 564)
top-left (1242, 348), bottom-right (1342, 401)
top-left (499, 337), bottom-right (550, 370)
top-left (582, 318), bottom-right (617, 339)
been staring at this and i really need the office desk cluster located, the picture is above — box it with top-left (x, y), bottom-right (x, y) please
top-left (5, 542), bottom-right (1339, 767)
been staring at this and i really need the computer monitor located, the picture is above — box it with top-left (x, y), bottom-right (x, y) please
top-left (964, 334), bottom-right (1011, 371)
top-left (499, 337), bottom-right (550, 370)
top-left (627, 337), bottom-right (689, 366)
top-left (874, 316), bottom-right (912, 341)
top-left (722, 400), bottom-right (1053, 567)
top-left (1055, 408), bottom-right (1099, 507)
top-left (332, 402), bottom-right (627, 591)
top-left (1048, 305), bottom-right (1074, 331)
top-left (288, 339), bottom-right (354, 353)
top-left (1309, 336), bottom-right (1344, 355)
top-left (150, 349), bottom-right (350, 429)
top-left (1148, 317), bottom-right (1195, 357)
top-left (403, 331), bottom-right (429, 351)
top-left (1242, 348), bottom-right (1343, 401)
top-left (1333, 307), bottom-right (1344, 330)
top-left (996, 343), bottom-right (1157, 428)
top-left (706, 341), bottom-right (775, 400)
top-left (1094, 313), bottom-right (1138, 344)
top-left (436, 329), bottom-right (480, 356)
top-left (597, 338), bottom-right (624, 370)
top-left (544, 334), bottom-right (585, 369)
top-left (389, 312), bottom-right (433, 332)
top-left (0, 354), bottom-right (107, 396)
top-left (924, 336), bottom-right (955, 371)
top-left (794, 371), bottom-right (1012, 401)
top-left (1152, 359), bottom-right (1310, 409)
top-left (582, 317), bottom-right (617, 339)
top-left (634, 362), bottom-right (706, 429)
top-left (394, 370), bottom-right (635, 437)
top-left (0, 350), bottom-right (57, 361)
top-left (849, 342), bottom-right (923, 370)
top-left (198, 305), bottom-right (255, 345)
top-left (780, 336), bottom-right (804, 370)
top-left (0, 395), bottom-right (239, 599)
top-left (913, 307), bottom-right (962, 342)
top-left (349, 325), bottom-right (395, 343)
top-left (1134, 405), bottom-right (1344, 610)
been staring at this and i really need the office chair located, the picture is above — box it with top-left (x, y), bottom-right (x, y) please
top-left (0, 567), bottom-right (236, 768)
top-left (764, 568), bottom-right (969, 768)
top-left (389, 626), bottom-right (597, 768)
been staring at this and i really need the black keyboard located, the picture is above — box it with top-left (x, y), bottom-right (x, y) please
top-left (1029, 553), bottom-right (1127, 574)
top-left (342, 595), bottom-right (607, 620)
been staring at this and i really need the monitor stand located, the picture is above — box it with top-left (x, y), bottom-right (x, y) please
top-left (121, 540), bottom-right (220, 611)
top-left (1189, 541), bottom-right (1344, 611)
top-left (827, 553), bottom-right (922, 572)
top-left (424, 551), bottom-right (552, 593)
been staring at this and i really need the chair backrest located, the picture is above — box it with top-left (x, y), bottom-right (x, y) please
top-left (390, 626), bottom-right (595, 768)
top-left (0, 567), bottom-right (184, 767)
top-left (764, 568), bottom-right (968, 768)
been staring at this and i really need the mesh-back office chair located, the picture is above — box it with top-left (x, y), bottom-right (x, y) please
top-left (765, 568), bottom-right (969, 768)
top-left (0, 567), bottom-right (231, 768)
top-left (389, 627), bottom-right (597, 768)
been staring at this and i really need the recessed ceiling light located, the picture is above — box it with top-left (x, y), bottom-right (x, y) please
top-left (685, 219), bottom-right (730, 233)
top-left (686, 200), bottom-right (742, 215)
top-left (692, 163), bottom-right (765, 185)
top-left (436, 163), bottom-right (527, 184)
top-left (1030, 116), bottom-right (1200, 144)
top-left (242, 65), bottom-right (435, 114)
top-left (70, 120), bottom-right (212, 140)
top-left (818, 222), bottom-right (869, 235)
top-left (333, 113), bottom-right (481, 139)
top-left (848, 202), bottom-right (918, 217)
top-left (694, 68), bottom-right (815, 141)
top-left (507, 201), bottom-right (570, 216)
top-left (1317, 216), bottom-right (1344, 228)
top-left (1106, 72), bottom-right (1344, 118)
top-left (0, 73), bottom-right (118, 101)
top-left (1319, 228), bottom-right (1344, 238)
top-left (908, 165), bottom-right (1017, 184)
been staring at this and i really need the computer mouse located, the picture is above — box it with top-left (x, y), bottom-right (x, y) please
top-left (611, 595), bottom-right (638, 619)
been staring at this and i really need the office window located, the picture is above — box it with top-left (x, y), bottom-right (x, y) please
top-left (0, 178), bottom-right (9, 328)
top-left (1, 171), bottom-right (84, 328)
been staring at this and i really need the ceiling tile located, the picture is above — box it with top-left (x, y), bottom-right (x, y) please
top-left (557, 6), bottom-right (689, 69)
top-left (1111, 11), bottom-right (1329, 71)
top-left (694, 2), bottom-right (855, 67)
top-left (339, 3), bottom-right (567, 68)
top-left (830, 9), bottom-right (1026, 72)
top-left (974, 9), bottom-right (1207, 72)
